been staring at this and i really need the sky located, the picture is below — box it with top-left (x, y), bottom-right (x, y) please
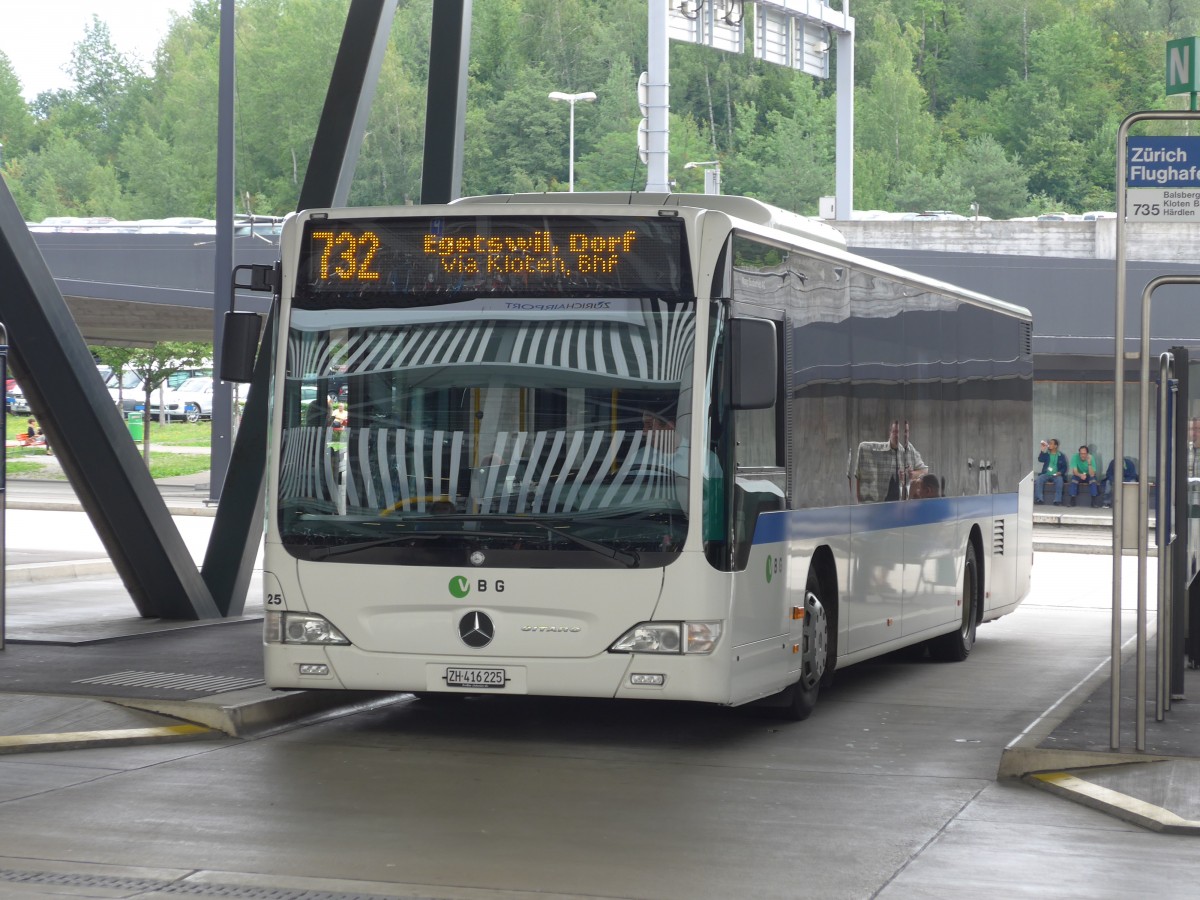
top-left (0, 1), bottom-right (196, 101)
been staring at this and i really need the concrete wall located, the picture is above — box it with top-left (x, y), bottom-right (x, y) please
top-left (846, 245), bottom-right (1200, 361)
top-left (31, 232), bottom-right (278, 345)
top-left (1033, 381), bottom-right (1149, 480)
top-left (834, 218), bottom-right (1196, 263)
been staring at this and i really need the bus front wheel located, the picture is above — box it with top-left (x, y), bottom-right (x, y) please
top-left (778, 569), bottom-right (830, 721)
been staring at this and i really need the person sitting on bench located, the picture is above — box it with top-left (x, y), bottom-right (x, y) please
top-left (1067, 444), bottom-right (1100, 507)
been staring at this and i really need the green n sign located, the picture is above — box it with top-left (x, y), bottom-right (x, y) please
top-left (1167, 37), bottom-right (1200, 95)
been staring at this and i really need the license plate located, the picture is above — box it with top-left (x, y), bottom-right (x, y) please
top-left (444, 667), bottom-right (508, 689)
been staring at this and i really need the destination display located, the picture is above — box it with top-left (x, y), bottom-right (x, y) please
top-left (296, 214), bottom-right (692, 304)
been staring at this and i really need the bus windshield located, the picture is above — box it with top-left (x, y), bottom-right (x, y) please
top-left (278, 297), bottom-right (699, 568)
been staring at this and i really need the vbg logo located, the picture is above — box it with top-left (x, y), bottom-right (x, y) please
top-left (449, 575), bottom-right (506, 598)
top-left (765, 555), bottom-right (782, 583)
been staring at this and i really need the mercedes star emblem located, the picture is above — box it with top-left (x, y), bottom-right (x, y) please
top-left (458, 611), bottom-right (495, 648)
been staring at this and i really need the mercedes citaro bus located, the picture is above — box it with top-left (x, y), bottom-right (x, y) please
top-left (253, 192), bottom-right (1032, 719)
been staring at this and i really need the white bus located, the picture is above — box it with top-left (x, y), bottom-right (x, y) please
top-left (261, 192), bottom-right (1033, 719)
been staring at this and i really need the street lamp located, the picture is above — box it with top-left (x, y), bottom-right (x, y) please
top-left (684, 160), bottom-right (721, 195)
top-left (549, 90), bottom-right (597, 192)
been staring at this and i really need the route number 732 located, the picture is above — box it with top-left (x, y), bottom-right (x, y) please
top-left (311, 230), bottom-right (382, 282)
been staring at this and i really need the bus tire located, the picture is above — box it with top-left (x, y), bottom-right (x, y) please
top-left (777, 569), bottom-right (831, 721)
top-left (929, 542), bottom-right (978, 662)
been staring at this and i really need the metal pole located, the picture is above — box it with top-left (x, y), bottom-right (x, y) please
top-left (1112, 109), bottom-right (1200, 750)
top-left (0, 324), bottom-right (6, 651)
top-left (1156, 352), bottom-right (1174, 721)
top-left (1137, 278), bottom-right (1152, 751)
top-left (1113, 116), bottom-right (1130, 750)
top-left (833, 11), bottom-right (855, 219)
top-left (420, 0), bottom-right (471, 204)
top-left (645, 1), bottom-right (670, 192)
top-left (210, 0), bottom-right (236, 504)
top-left (568, 99), bottom-right (576, 192)
top-left (1135, 277), bottom-right (1200, 747)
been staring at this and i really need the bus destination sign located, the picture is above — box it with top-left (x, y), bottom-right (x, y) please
top-left (298, 215), bottom-right (691, 302)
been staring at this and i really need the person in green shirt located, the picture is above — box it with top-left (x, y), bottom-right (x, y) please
top-left (1035, 438), bottom-right (1066, 505)
top-left (1068, 444), bottom-right (1100, 507)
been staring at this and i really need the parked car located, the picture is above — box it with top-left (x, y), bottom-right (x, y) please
top-left (108, 367), bottom-right (211, 412)
top-left (8, 383), bottom-right (30, 415)
top-left (150, 376), bottom-right (214, 422)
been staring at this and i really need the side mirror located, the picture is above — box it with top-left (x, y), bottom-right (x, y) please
top-left (220, 311), bottom-right (263, 383)
top-left (730, 318), bottom-right (777, 410)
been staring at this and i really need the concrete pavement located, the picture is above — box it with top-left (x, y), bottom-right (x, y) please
top-left (0, 475), bottom-right (1196, 835)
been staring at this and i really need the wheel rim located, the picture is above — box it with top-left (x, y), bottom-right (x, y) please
top-left (801, 589), bottom-right (828, 690)
top-left (186, 403), bottom-right (200, 423)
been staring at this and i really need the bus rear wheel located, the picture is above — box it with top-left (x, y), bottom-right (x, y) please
top-left (929, 542), bottom-right (978, 662)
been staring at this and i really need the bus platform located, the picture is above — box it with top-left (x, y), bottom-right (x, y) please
top-left (0, 487), bottom-right (1196, 834)
top-left (0, 557), bottom-right (402, 751)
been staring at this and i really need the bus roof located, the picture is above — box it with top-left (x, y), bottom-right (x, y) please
top-left (453, 191), bottom-right (848, 251)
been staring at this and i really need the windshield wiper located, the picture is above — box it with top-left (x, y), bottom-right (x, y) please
top-left (493, 516), bottom-right (640, 568)
top-left (301, 517), bottom-right (641, 567)
top-left (304, 531), bottom-right (446, 560)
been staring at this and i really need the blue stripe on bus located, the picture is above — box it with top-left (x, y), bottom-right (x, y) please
top-left (751, 494), bottom-right (1020, 545)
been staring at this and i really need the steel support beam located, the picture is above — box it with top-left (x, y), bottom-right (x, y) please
top-left (201, 0), bottom-right (397, 615)
top-left (421, 0), bottom-right (472, 203)
top-left (210, 0), bottom-right (237, 502)
top-left (0, 177), bottom-right (219, 619)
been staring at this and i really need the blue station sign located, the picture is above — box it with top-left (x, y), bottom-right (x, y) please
top-left (1127, 136), bottom-right (1200, 186)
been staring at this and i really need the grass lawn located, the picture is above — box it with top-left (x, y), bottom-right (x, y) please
top-left (6, 413), bottom-right (211, 446)
top-left (5, 413), bottom-right (212, 480)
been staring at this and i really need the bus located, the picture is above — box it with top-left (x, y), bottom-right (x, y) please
top-left (260, 192), bottom-right (1033, 720)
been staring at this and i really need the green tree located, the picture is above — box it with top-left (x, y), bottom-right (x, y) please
top-left (126, 342), bottom-right (212, 461)
top-left (855, 12), bottom-right (942, 200)
top-left (942, 135), bottom-right (1030, 219)
top-left (44, 16), bottom-right (153, 165)
top-left (6, 132), bottom-right (125, 221)
top-left (732, 78), bottom-right (836, 214)
top-left (0, 52), bottom-right (33, 162)
top-left (888, 167), bottom-right (971, 214)
top-left (89, 344), bottom-right (137, 420)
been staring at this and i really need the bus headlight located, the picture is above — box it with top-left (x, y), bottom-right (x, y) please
top-left (265, 611), bottom-right (351, 645)
top-left (609, 621), bottom-right (722, 655)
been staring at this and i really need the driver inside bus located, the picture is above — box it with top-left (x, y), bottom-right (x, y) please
top-left (628, 407), bottom-right (679, 470)
top-left (630, 405), bottom-right (724, 547)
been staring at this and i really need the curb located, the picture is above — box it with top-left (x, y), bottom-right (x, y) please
top-left (998, 632), bottom-right (1200, 834)
top-left (5, 558), bottom-right (117, 583)
top-left (1025, 764), bottom-right (1200, 835)
top-left (4, 498), bottom-right (216, 518)
top-left (109, 688), bottom-right (409, 738)
top-left (0, 722), bottom-right (217, 755)
top-left (0, 691), bottom-right (410, 756)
